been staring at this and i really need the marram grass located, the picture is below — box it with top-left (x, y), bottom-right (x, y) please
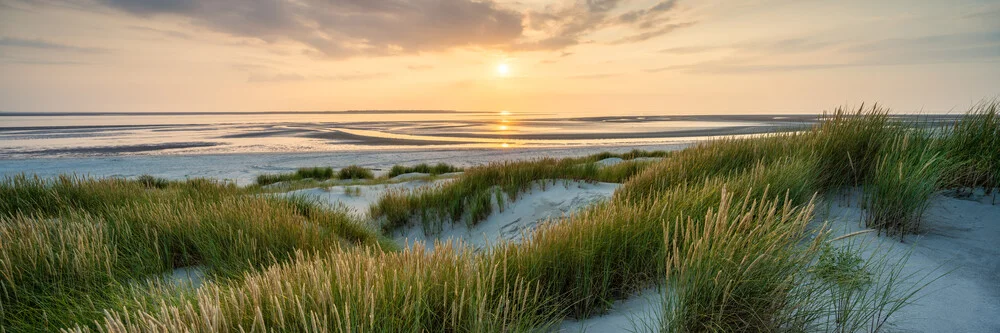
top-left (864, 132), bottom-right (953, 237)
top-left (67, 244), bottom-right (560, 333)
top-left (661, 189), bottom-right (822, 332)
top-left (0, 175), bottom-right (383, 332)
top-left (388, 162), bottom-right (463, 177)
top-left (255, 165), bottom-right (375, 186)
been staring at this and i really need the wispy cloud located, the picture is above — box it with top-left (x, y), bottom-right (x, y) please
top-left (608, 21), bottom-right (695, 45)
top-left (658, 45), bottom-right (716, 54)
top-left (517, 0), bottom-right (693, 50)
top-left (566, 73), bottom-right (621, 79)
top-left (845, 31), bottom-right (1000, 54)
top-left (127, 25), bottom-right (194, 40)
top-left (0, 54), bottom-right (91, 65)
top-left (247, 72), bottom-right (386, 83)
top-left (647, 30), bottom-right (1000, 75)
top-left (0, 36), bottom-right (109, 53)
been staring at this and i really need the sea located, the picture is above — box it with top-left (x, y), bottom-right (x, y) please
top-left (0, 110), bottom-right (821, 184)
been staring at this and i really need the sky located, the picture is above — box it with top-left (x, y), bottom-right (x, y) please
top-left (0, 0), bottom-right (998, 114)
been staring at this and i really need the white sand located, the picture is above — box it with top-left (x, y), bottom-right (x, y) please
top-left (283, 178), bottom-right (452, 216)
top-left (164, 265), bottom-right (206, 289)
top-left (558, 287), bottom-right (662, 332)
top-left (391, 172), bottom-right (431, 180)
top-left (595, 157), bottom-right (625, 167)
top-left (630, 157), bottom-right (664, 163)
top-left (817, 190), bottom-right (1000, 332)
top-left (395, 180), bottom-right (620, 251)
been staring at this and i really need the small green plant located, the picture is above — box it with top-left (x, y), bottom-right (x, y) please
top-left (812, 244), bottom-right (874, 332)
top-left (344, 186), bottom-right (362, 196)
top-left (338, 165), bottom-right (374, 180)
top-left (810, 241), bottom-right (937, 333)
top-left (135, 175), bottom-right (170, 189)
top-left (297, 166), bottom-right (335, 180)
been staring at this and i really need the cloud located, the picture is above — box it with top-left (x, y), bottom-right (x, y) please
top-left (658, 45), bottom-right (715, 54)
top-left (566, 72), bottom-right (620, 79)
top-left (658, 37), bottom-right (833, 56)
top-left (127, 25), bottom-right (194, 39)
top-left (964, 4), bottom-right (1000, 20)
top-left (0, 56), bottom-right (91, 65)
top-left (247, 71), bottom-right (386, 82)
top-left (0, 36), bottom-right (109, 53)
top-left (407, 64), bottom-right (434, 70)
top-left (516, 0), bottom-right (691, 50)
top-left (845, 31), bottom-right (1000, 54)
top-left (11, 0), bottom-right (694, 57)
top-left (647, 30), bottom-right (1000, 74)
top-left (86, 0), bottom-right (524, 58)
top-left (609, 21), bottom-right (694, 44)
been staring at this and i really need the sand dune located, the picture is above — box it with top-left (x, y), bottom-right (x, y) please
top-left (394, 180), bottom-right (620, 251)
top-left (559, 190), bottom-right (1000, 332)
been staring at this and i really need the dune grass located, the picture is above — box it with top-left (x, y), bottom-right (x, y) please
top-left (336, 165), bottom-right (375, 180)
top-left (3, 101), bottom-right (997, 332)
top-left (0, 175), bottom-right (383, 331)
top-left (660, 190), bottom-right (822, 332)
top-left (255, 166), bottom-right (375, 186)
top-left (945, 100), bottom-right (1000, 195)
top-left (864, 132), bottom-right (953, 237)
top-left (490, 156), bottom-right (820, 319)
top-left (256, 167), bottom-right (334, 185)
top-left (67, 245), bottom-right (559, 333)
top-left (388, 162), bottom-right (463, 178)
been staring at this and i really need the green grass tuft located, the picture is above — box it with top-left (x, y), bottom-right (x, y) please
top-left (388, 162), bottom-right (463, 177)
top-left (337, 165), bottom-right (374, 180)
top-left (864, 132), bottom-right (953, 237)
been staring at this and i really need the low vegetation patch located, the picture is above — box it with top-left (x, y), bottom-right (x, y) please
top-left (255, 165), bottom-right (375, 185)
top-left (388, 162), bottom-right (463, 177)
top-left (337, 165), bottom-right (374, 180)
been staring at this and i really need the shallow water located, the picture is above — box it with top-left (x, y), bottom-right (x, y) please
top-left (0, 111), bottom-right (818, 159)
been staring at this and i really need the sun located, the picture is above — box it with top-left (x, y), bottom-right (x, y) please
top-left (496, 63), bottom-right (510, 76)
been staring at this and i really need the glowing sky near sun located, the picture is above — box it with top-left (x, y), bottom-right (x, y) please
top-left (0, 0), bottom-right (998, 114)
